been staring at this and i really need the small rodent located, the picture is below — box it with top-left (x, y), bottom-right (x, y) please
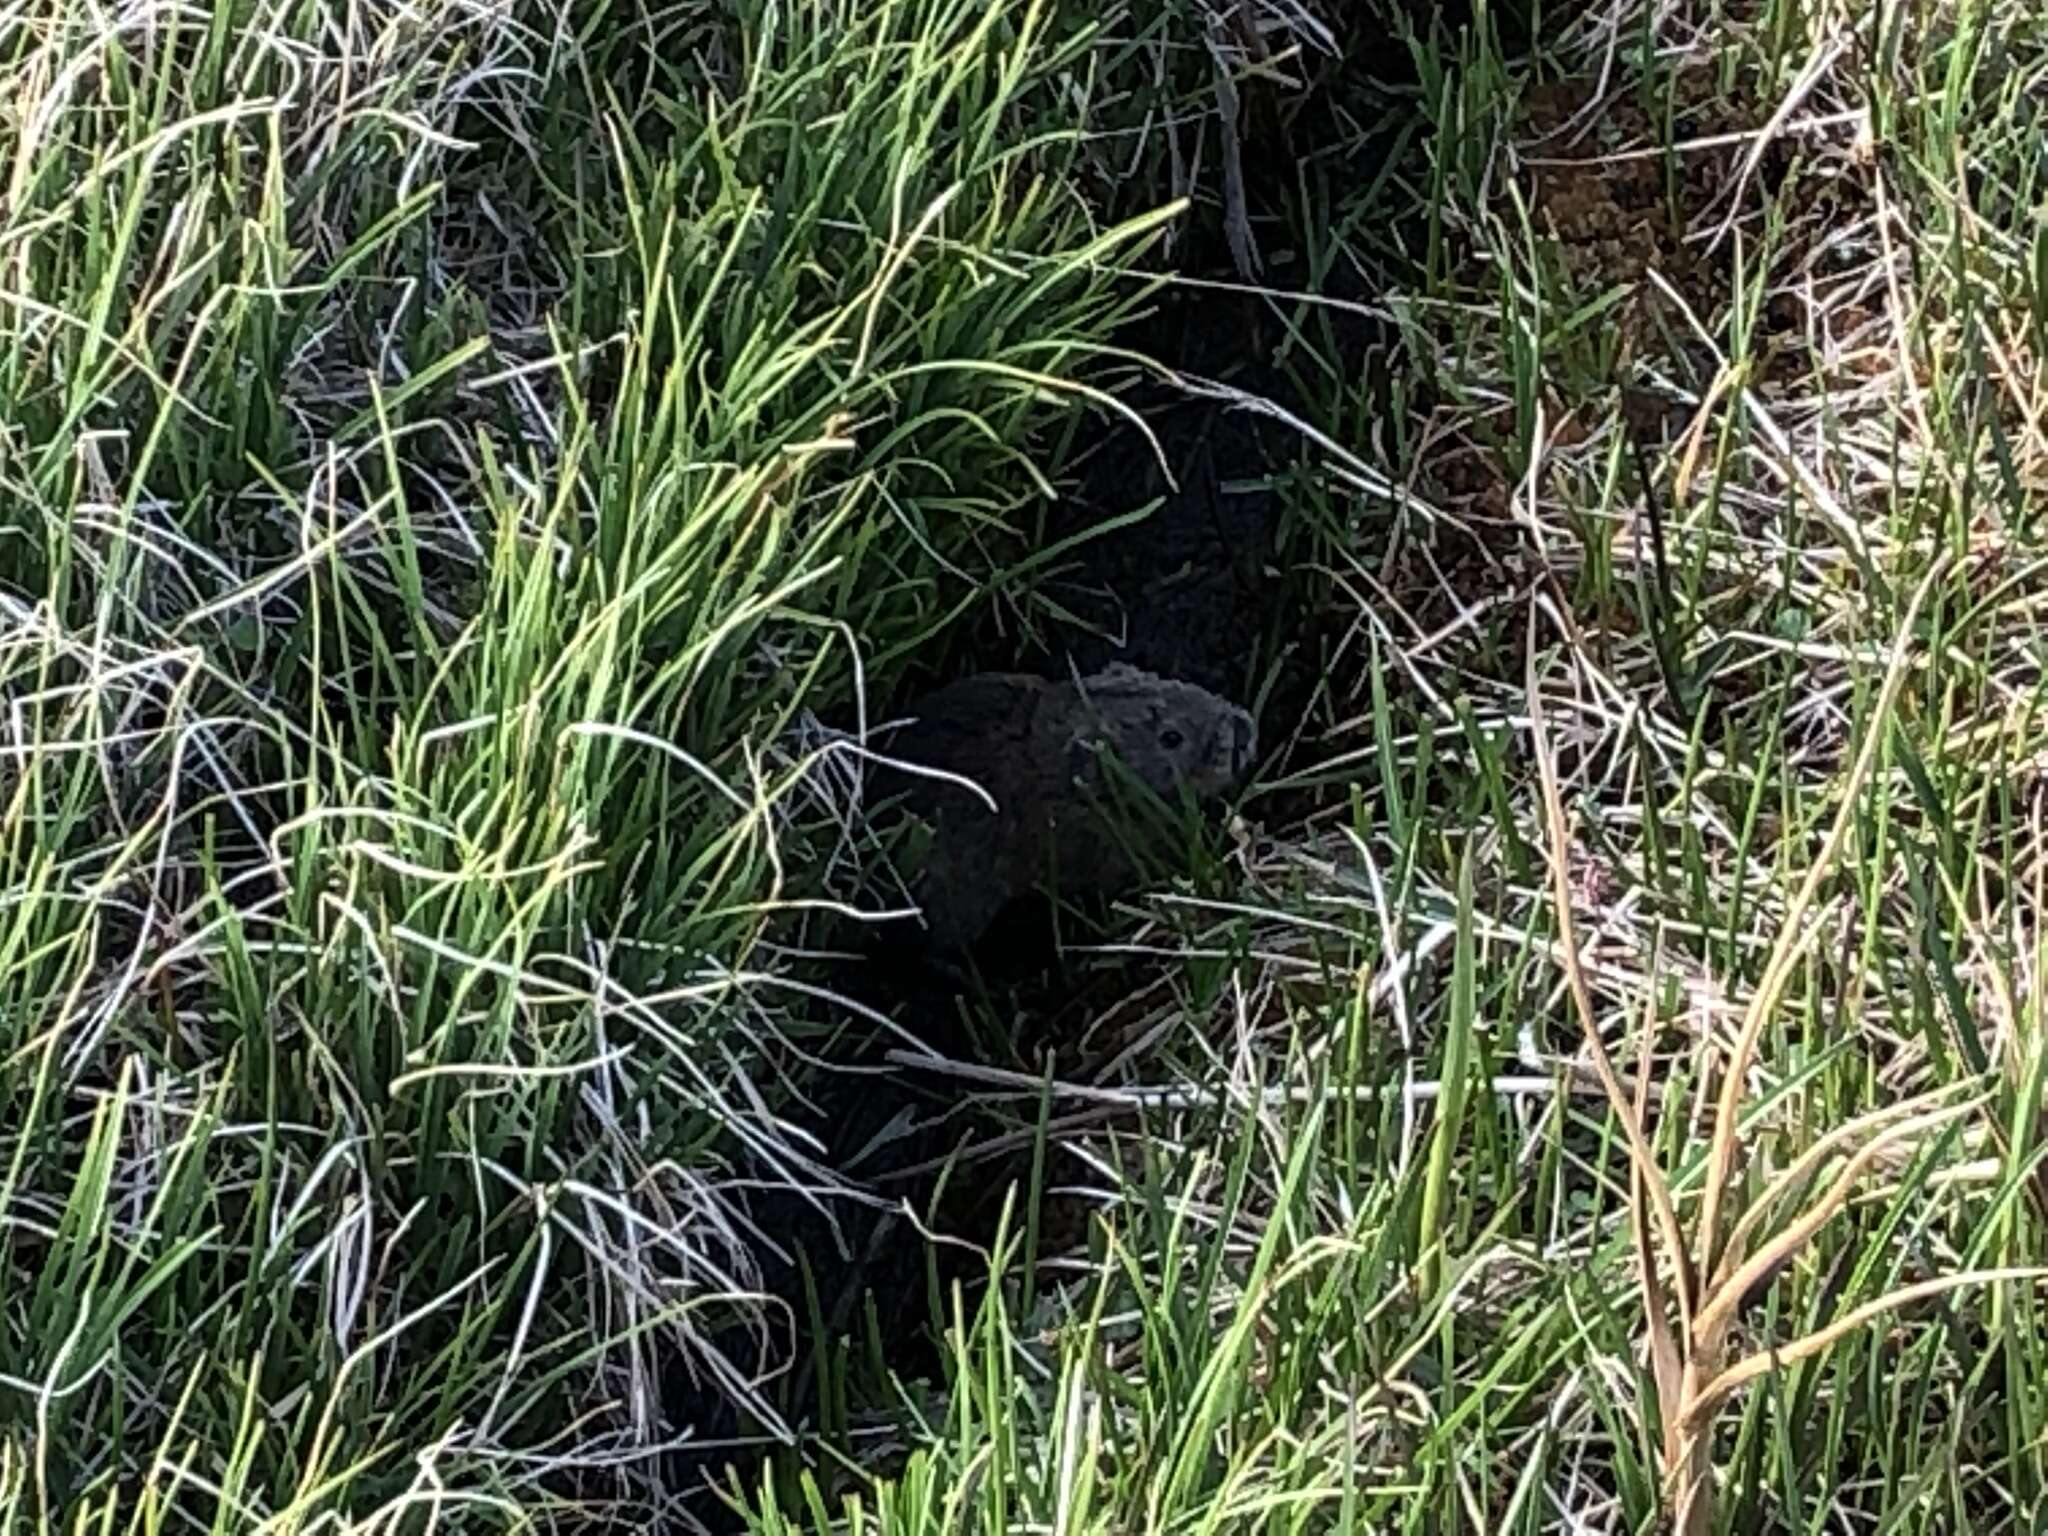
top-left (863, 662), bottom-right (1257, 960)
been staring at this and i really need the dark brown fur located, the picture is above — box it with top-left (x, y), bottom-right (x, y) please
top-left (866, 663), bottom-right (1257, 958)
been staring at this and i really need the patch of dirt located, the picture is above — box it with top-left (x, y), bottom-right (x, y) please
top-left (1519, 74), bottom-right (1732, 305)
top-left (1515, 66), bottom-right (1878, 377)
top-left (1401, 56), bottom-right (1888, 653)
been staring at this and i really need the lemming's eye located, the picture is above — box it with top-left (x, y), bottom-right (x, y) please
top-left (1160, 728), bottom-right (1185, 751)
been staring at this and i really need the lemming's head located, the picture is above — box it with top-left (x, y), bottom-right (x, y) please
top-left (1064, 663), bottom-right (1257, 798)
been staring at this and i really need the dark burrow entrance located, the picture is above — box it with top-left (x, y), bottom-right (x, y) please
top-left (663, 11), bottom-right (1446, 1524)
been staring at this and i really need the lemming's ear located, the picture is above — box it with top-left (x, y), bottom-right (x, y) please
top-left (1075, 662), bottom-right (1148, 704)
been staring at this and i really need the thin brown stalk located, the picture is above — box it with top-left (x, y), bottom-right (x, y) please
top-left (1527, 604), bottom-right (1696, 1327)
top-left (1693, 1097), bottom-right (1984, 1344)
top-left (1684, 1268), bottom-right (2048, 1428)
top-left (1696, 560), bottom-right (1942, 1276)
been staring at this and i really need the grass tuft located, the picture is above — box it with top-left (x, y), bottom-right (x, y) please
top-left (10, 0), bottom-right (2048, 1530)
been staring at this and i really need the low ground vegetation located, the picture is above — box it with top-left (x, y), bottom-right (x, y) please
top-left (4, 0), bottom-right (2046, 1531)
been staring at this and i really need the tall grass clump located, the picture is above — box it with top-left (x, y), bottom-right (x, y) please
top-left (0, 0), bottom-right (1191, 1523)
top-left (17, 0), bottom-right (2048, 1530)
top-left (718, 0), bottom-right (2048, 1530)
